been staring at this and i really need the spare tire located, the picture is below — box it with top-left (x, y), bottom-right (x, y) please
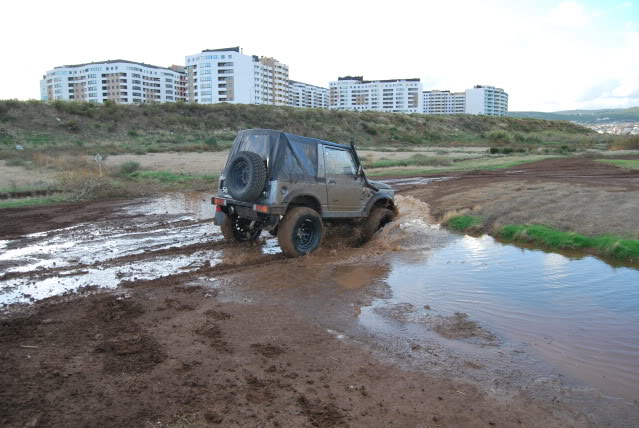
top-left (226, 151), bottom-right (267, 201)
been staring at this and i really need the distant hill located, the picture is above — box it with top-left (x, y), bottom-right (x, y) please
top-left (510, 107), bottom-right (639, 124)
top-left (0, 100), bottom-right (595, 155)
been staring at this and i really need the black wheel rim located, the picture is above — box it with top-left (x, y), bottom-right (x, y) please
top-left (295, 218), bottom-right (319, 252)
top-left (233, 217), bottom-right (261, 241)
top-left (231, 160), bottom-right (250, 189)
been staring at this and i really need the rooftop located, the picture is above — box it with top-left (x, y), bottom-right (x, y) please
top-left (54, 59), bottom-right (177, 72)
top-left (336, 76), bottom-right (420, 84)
top-left (289, 80), bottom-right (328, 90)
top-left (201, 46), bottom-right (241, 53)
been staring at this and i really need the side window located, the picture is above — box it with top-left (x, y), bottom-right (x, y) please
top-left (325, 148), bottom-right (356, 176)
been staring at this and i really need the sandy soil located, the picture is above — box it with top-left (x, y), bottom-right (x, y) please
top-left (104, 147), bottom-right (487, 176)
top-left (399, 156), bottom-right (639, 238)
top-left (0, 160), bottom-right (57, 189)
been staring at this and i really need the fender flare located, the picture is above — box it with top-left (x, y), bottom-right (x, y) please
top-left (364, 194), bottom-right (395, 217)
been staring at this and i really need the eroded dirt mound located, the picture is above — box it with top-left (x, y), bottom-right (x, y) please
top-left (434, 312), bottom-right (497, 342)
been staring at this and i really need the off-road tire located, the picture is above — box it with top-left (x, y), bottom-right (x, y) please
top-left (226, 151), bottom-right (267, 202)
top-left (360, 207), bottom-right (395, 243)
top-left (277, 207), bottom-right (323, 258)
top-left (220, 213), bottom-right (262, 242)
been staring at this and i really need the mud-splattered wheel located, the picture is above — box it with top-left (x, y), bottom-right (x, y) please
top-left (360, 207), bottom-right (395, 244)
top-left (277, 207), bottom-right (323, 258)
top-left (220, 213), bottom-right (262, 242)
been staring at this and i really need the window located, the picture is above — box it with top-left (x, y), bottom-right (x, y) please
top-left (325, 148), bottom-right (356, 176)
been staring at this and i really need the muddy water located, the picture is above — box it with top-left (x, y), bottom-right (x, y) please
top-left (360, 233), bottom-right (639, 401)
top-left (1, 191), bottom-right (639, 411)
top-left (0, 193), bottom-right (223, 303)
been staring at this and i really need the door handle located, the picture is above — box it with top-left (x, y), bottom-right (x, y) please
top-left (328, 179), bottom-right (336, 184)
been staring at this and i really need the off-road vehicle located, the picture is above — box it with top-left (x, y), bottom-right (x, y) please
top-left (213, 129), bottom-right (396, 257)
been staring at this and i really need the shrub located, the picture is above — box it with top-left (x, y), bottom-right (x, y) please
top-left (361, 122), bottom-right (378, 136)
top-left (501, 147), bottom-right (514, 154)
top-left (127, 130), bottom-right (139, 137)
top-left (489, 147), bottom-right (500, 154)
top-left (204, 136), bottom-right (219, 149)
top-left (609, 135), bottom-right (639, 151)
top-left (51, 101), bottom-right (98, 118)
top-left (57, 171), bottom-right (116, 201)
top-left (119, 161), bottom-right (141, 175)
top-left (64, 120), bottom-right (80, 131)
top-left (514, 132), bottom-right (543, 145)
top-left (486, 129), bottom-right (514, 145)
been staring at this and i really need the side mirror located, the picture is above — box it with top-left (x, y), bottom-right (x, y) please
top-left (357, 165), bottom-right (364, 177)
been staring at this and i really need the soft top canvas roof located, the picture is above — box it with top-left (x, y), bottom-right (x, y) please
top-left (225, 129), bottom-right (349, 182)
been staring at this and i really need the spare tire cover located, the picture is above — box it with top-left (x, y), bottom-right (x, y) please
top-left (226, 151), bottom-right (267, 202)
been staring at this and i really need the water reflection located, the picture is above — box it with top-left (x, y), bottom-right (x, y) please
top-left (362, 233), bottom-right (639, 402)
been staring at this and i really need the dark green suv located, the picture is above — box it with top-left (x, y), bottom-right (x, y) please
top-left (213, 129), bottom-right (396, 257)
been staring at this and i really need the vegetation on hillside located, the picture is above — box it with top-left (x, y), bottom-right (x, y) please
top-left (510, 106), bottom-right (639, 124)
top-left (0, 100), bottom-right (602, 159)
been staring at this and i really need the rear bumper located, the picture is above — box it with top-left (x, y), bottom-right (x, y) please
top-left (211, 197), bottom-right (284, 226)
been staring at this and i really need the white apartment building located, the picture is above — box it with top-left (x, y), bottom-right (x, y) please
top-left (422, 90), bottom-right (466, 115)
top-left (40, 60), bottom-right (186, 104)
top-left (464, 85), bottom-right (508, 116)
top-left (288, 80), bottom-right (328, 109)
top-left (329, 76), bottom-right (422, 113)
top-left (184, 47), bottom-right (289, 105)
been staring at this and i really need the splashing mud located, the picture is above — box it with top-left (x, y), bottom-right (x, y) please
top-left (365, 195), bottom-right (452, 252)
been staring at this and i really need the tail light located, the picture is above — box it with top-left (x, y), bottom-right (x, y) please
top-left (253, 204), bottom-right (270, 214)
top-left (212, 198), bottom-right (227, 206)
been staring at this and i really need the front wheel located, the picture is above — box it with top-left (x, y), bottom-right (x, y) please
top-left (220, 213), bottom-right (262, 242)
top-left (360, 207), bottom-right (395, 244)
top-left (277, 207), bottom-right (323, 258)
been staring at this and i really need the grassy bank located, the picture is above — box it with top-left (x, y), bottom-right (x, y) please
top-left (444, 215), bottom-right (639, 261)
top-left (0, 197), bottom-right (65, 209)
top-left (0, 100), bottom-right (604, 159)
top-left (597, 159), bottom-right (639, 169)
top-left (366, 155), bottom-right (556, 177)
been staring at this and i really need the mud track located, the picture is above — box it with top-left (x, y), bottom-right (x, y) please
top-left (1, 158), bottom-right (638, 427)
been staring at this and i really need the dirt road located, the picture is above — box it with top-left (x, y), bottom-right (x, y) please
top-left (1, 157), bottom-right (638, 427)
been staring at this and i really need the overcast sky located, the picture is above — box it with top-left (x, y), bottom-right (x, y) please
top-left (1, 0), bottom-right (637, 111)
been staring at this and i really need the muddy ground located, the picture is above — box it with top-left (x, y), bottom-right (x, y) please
top-left (1, 157), bottom-right (638, 427)
top-left (399, 156), bottom-right (639, 238)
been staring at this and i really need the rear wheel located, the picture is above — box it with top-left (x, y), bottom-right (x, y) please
top-left (220, 213), bottom-right (262, 242)
top-left (277, 207), bottom-right (323, 258)
top-left (360, 207), bottom-right (395, 243)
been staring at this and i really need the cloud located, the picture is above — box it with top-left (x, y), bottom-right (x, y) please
top-left (546, 2), bottom-right (595, 28)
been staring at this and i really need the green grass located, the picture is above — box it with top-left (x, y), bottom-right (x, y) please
top-left (445, 215), bottom-right (482, 231)
top-left (128, 170), bottom-right (218, 183)
top-left (499, 224), bottom-right (639, 260)
top-left (0, 184), bottom-right (54, 193)
top-left (0, 197), bottom-right (64, 209)
top-left (597, 159), bottom-right (639, 170)
top-left (364, 154), bottom-right (453, 169)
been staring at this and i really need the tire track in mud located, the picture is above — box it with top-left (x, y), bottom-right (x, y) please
top-left (119, 252), bottom-right (287, 290)
top-left (0, 240), bottom-right (230, 282)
